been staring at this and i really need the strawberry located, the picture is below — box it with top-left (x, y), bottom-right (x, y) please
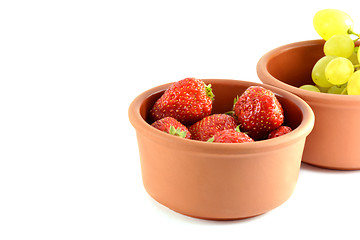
top-left (208, 126), bottom-right (254, 143)
top-left (234, 86), bottom-right (284, 140)
top-left (150, 78), bottom-right (214, 125)
top-left (268, 126), bottom-right (292, 139)
top-left (188, 114), bottom-right (238, 141)
top-left (151, 117), bottom-right (191, 139)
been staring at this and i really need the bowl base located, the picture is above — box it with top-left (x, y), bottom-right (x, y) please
top-left (179, 211), bottom-right (265, 221)
top-left (147, 190), bottom-right (267, 221)
top-left (302, 161), bottom-right (360, 171)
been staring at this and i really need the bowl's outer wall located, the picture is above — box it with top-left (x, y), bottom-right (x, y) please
top-left (136, 130), bottom-right (305, 220)
top-left (258, 40), bottom-right (360, 170)
top-left (129, 79), bottom-right (313, 219)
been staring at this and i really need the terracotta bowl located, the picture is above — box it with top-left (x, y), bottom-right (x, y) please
top-left (257, 39), bottom-right (360, 170)
top-left (128, 79), bottom-right (314, 220)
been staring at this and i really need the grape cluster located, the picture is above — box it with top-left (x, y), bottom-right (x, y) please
top-left (300, 9), bottom-right (360, 95)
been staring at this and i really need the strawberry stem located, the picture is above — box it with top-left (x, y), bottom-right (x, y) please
top-left (169, 125), bottom-right (187, 138)
top-left (205, 83), bottom-right (215, 101)
top-left (207, 136), bottom-right (215, 142)
top-left (233, 96), bottom-right (239, 109)
top-left (224, 110), bottom-right (235, 116)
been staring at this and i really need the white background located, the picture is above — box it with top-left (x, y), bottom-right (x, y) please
top-left (1, 0), bottom-right (360, 239)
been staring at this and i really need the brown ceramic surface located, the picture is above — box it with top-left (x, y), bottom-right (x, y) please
top-left (128, 79), bottom-right (314, 220)
top-left (257, 39), bottom-right (360, 170)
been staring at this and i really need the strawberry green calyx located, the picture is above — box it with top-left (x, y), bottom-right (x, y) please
top-left (169, 125), bottom-right (187, 138)
top-left (233, 96), bottom-right (239, 109)
top-left (223, 110), bottom-right (235, 117)
top-left (207, 136), bottom-right (215, 142)
top-left (205, 83), bottom-right (215, 101)
top-left (235, 125), bottom-right (250, 135)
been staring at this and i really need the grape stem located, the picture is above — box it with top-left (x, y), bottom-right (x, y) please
top-left (354, 64), bottom-right (360, 71)
top-left (349, 30), bottom-right (360, 43)
top-left (348, 29), bottom-right (360, 37)
top-left (341, 86), bottom-right (348, 95)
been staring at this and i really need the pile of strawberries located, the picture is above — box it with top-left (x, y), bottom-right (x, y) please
top-left (149, 78), bottom-right (292, 143)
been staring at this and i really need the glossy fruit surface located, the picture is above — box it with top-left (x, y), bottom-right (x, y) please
top-left (313, 9), bottom-right (353, 40)
top-left (268, 126), bottom-right (292, 139)
top-left (151, 117), bottom-right (191, 139)
top-left (325, 57), bottom-right (354, 85)
top-left (189, 114), bottom-right (238, 141)
top-left (234, 86), bottom-right (284, 140)
top-left (150, 77), bottom-right (214, 125)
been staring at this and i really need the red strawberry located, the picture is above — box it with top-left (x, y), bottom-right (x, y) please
top-left (208, 126), bottom-right (254, 143)
top-left (188, 114), bottom-right (238, 141)
top-left (234, 86), bottom-right (284, 140)
top-left (150, 78), bottom-right (214, 125)
top-left (268, 126), bottom-right (292, 139)
top-left (151, 117), bottom-right (191, 139)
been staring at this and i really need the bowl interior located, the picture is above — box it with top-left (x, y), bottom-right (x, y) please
top-left (139, 80), bottom-right (303, 131)
top-left (266, 41), bottom-right (325, 88)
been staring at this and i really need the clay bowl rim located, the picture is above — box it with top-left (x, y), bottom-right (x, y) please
top-left (128, 79), bottom-right (314, 155)
top-left (257, 39), bottom-right (360, 105)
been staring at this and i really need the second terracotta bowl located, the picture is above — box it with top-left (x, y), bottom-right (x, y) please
top-left (128, 79), bottom-right (314, 220)
top-left (257, 39), bottom-right (360, 170)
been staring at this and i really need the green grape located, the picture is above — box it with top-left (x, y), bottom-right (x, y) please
top-left (299, 85), bottom-right (321, 92)
top-left (325, 57), bottom-right (354, 85)
top-left (313, 9), bottom-right (354, 40)
top-left (348, 51), bottom-right (359, 65)
top-left (347, 70), bottom-right (360, 95)
top-left (327, 84), bottom-right (347, 94)
top-left (316, 85), bottom-right (329, 93)
top-left (324, 34), bottom-right (354, 58)
top-left (312, 55), bottom-right (336, 87)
